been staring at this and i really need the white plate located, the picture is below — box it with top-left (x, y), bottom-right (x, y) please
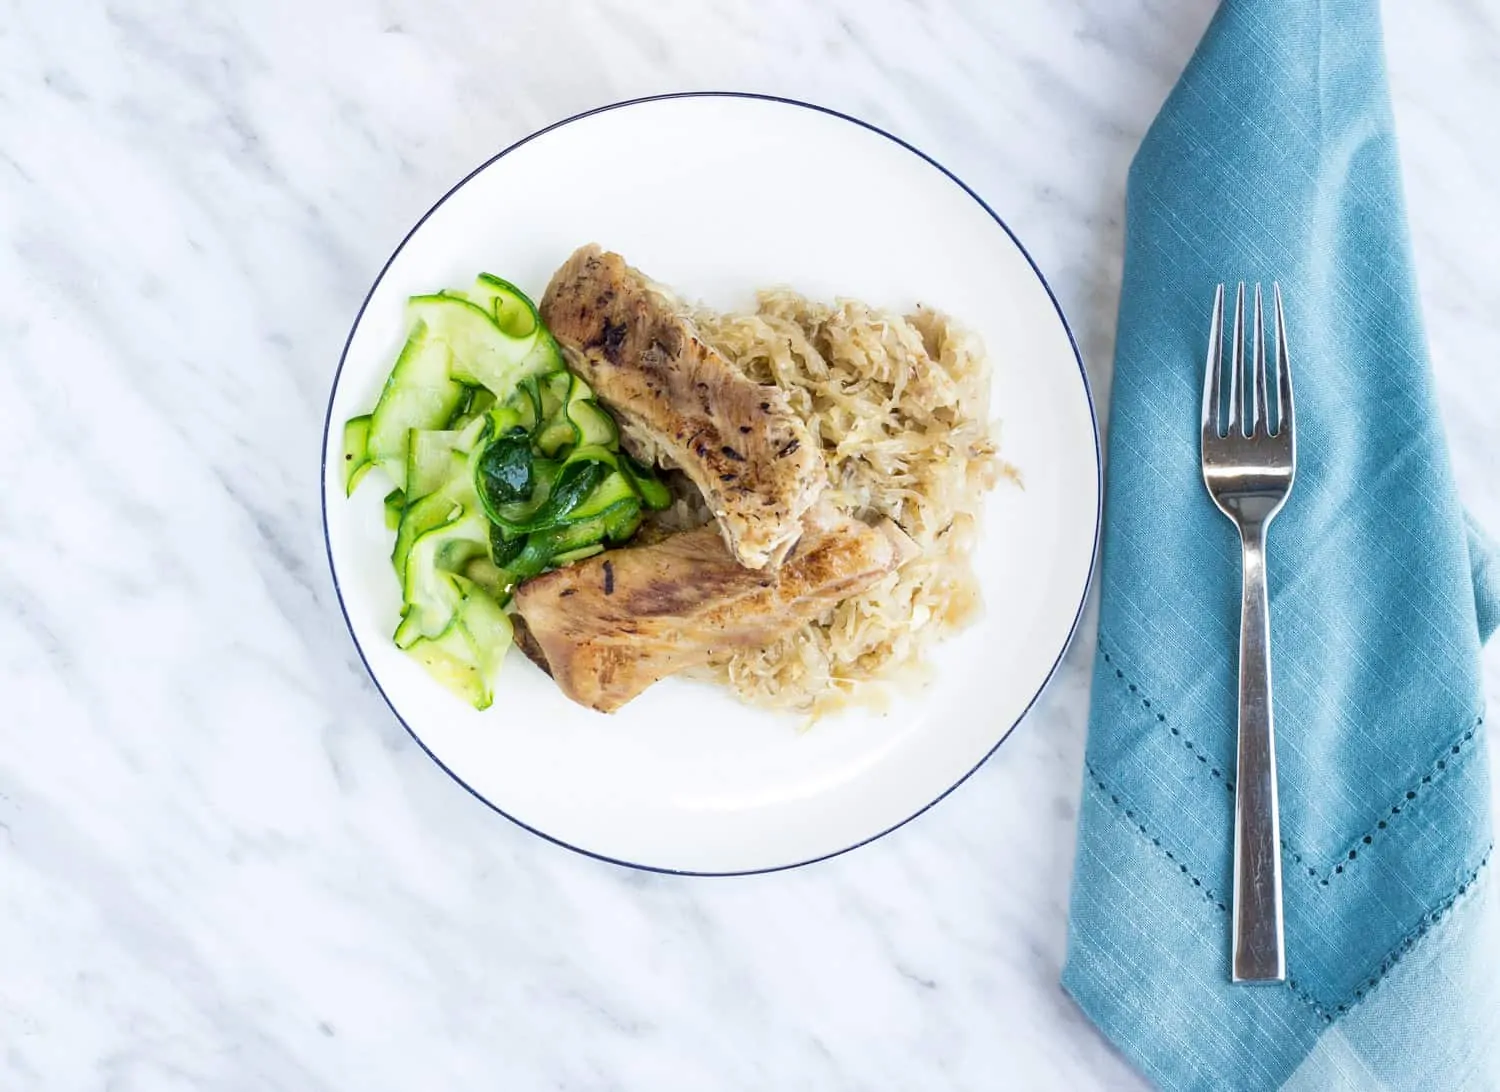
top-left (323, 94), bottom-right (1099, 874)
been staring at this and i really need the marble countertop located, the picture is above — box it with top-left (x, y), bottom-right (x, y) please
top-left (3, 1), bottom-right (1496, 1088)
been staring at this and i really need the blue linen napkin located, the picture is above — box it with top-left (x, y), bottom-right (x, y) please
top-left (1062, 2), bottom-right (1500, 1089)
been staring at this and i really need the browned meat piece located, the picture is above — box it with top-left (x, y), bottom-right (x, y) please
top-left (541, 245), bottom-right (826, 570)
top-left (512, 508), bottom-right (905, 713)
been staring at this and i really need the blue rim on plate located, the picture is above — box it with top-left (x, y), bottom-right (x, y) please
top-left (320, 91), bottom-right (1102, 876)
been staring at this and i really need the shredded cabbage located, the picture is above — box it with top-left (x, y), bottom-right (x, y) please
top-left (683, 291), bottom-right (1012, 716)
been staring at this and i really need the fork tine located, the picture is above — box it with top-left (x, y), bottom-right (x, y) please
top-left (1202, 284), bottom-right (1225, 440)
top-left (1273, 283), bottom-right (1293, 437)
top-left (1252, 284), bottom-right (1268, 435)
top-left (1229, 283), bottom-right (1246, 436)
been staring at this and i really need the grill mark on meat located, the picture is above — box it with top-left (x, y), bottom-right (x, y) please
top-left (601, 321), bottom-right (628, 362)
top-left (602, 560), bottom-right (615, 595)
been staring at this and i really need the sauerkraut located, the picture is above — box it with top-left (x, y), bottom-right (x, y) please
top-left (681, 290), bottom-right (1009, 716)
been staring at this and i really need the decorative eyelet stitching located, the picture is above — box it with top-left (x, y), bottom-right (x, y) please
top-left (1084, 762), bottom-right (1228, 913)
top-left (1095, 633), bottom-right (1484, 883)
top-left (1082, 762), bottom-right (1492, 1020)
top-left (1096, 641), bottom-right (1234, 792)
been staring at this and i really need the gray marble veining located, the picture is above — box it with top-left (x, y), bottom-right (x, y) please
top-left (1, 1), bottom-right (1495, 1088)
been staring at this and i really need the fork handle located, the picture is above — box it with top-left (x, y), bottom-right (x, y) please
top-left (1232, 522), bottom-right (1286, 983)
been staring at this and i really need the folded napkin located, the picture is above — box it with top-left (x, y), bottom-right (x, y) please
top-left (1062, 2), bottom-right (1500, 1089)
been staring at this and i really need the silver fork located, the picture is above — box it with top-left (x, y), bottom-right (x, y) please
top-left (1201, 282), bottom-right (1296, 984)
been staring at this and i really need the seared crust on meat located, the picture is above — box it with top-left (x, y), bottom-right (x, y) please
top-left (512, 507), bottom-right (901, 712)
top-left (541, 245), bottom-right (826, 570)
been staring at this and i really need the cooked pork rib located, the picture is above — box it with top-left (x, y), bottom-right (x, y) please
top-left (540, 245), bottom-right (826, 570)
top-left (512, 508), bottom-right (908, 713)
